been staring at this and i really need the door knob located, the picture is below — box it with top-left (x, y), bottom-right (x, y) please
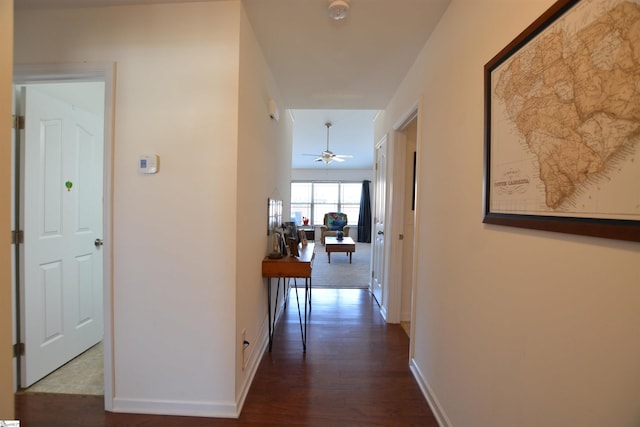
top-left (377, 231), bottom-right (384, 235)
top-left (94, 238), bottom-right (104, 247)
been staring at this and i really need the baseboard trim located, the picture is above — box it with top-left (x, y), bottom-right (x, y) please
top-left (409, 358), bottom-right (452, 427)
top-left (235, 280), bottom-right (289, 415)
top-left (379, 304), bottom-right (388, 322)
top-left (235, 323), bottom-right (269, 416)
top-left (112, 397), bottom-right (237, 418)
top-left (111, 333), bottom-right (270, 419)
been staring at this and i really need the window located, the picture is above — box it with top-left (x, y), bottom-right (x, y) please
top-left (339, 183), bottom-right (361, 225)
top-left (291, 181), bottom-right (361, 225)
top-left (290, 182), bottom-right (312, 223)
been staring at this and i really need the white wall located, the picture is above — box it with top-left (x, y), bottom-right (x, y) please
top-left (0, 0), bottom-right (14, 419)
top-left (292, 168), bottom-right (372, 183)
top-left (378, 0), bottom-right (640, 426)
top-left (235, 3), bottom-right (292, 405)
top-left (15, 1), bottom-right (247, 417)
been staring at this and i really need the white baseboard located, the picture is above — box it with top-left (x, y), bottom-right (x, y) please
top-left (409, 358), bottom-right (452, 427)
top-left (379, 304), bottom-right (388, 321)
top-left (236, 280), bottom-right (289, 414)
top-left (112, 301), bottom-right (276, 419)
top-left (112, 397), bottom-right (238, 418)
top-left (235, 321), bottom-right (269, 415)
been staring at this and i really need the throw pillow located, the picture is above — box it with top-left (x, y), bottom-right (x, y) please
top-left (331, 219), bottom-right (347, 231)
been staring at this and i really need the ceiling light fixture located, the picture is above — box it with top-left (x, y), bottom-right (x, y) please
top-left (301, 122), bottom-right (353, 165)
top-left (319, 122), bottom-right (353, 164)
top-left (328, 0), bottom-right (350, 20)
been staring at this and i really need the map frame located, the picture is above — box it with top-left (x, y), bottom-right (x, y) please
top-left (483, 0), bottom-right (640, 242)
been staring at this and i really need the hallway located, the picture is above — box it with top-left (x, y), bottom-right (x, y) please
top-left (16, 288), bottom-right (438, 426)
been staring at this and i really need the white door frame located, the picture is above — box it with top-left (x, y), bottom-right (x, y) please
top-left (13, 62), bottom-right (115, 410)
top-left (383, 100), bottom-right (421, 343)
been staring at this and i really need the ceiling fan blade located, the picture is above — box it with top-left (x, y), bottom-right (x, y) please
top-left (309, 123), bottom-right (347, 165)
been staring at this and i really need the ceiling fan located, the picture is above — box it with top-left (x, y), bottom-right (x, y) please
top-left (304, 122), bottom-right (353, 164)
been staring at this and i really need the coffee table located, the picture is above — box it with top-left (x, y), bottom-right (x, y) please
top-left (324, 236), bottom-right (356, 264)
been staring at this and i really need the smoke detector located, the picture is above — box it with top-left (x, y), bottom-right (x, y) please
top-left (328, 0), bottom-right (350, 20)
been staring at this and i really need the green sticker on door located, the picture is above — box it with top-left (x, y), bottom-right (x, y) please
top-left (65, 181), bottom-right (73, 191)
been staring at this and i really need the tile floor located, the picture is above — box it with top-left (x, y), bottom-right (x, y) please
top-left (25, 342), bottom-right (103, 395)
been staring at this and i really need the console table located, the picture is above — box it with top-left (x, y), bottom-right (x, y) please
top-left (262, 243), bottom-right (315, 351)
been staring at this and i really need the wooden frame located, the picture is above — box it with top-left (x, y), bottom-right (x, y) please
top-left (412, 151), bottom-right (416, 211)
top-left (483, 0), bottom-right (640, 242)
top-left (283, 221), bottom-right (299, 243)
top-left (298, 229), bottom-right (308, 245)
top-left (287, 237), bottom-right (300, 257)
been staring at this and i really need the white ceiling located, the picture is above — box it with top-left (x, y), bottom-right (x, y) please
top-left (14, 0), bottom-right (450, 170)
top-left (244, 0), bottom-right (450, 170)
top-left (291, 109), bottom-right (378, 170)
top-left (14, 0), bottom-right (205, 8)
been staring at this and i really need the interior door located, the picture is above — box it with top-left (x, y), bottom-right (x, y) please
top-left (20, 86), bottom-right (104, 387)
top-left (372, 136), bottom-right (387, 305)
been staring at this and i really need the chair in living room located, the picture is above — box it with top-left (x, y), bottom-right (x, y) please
top-left (320, 212), bottom-right (350, 244)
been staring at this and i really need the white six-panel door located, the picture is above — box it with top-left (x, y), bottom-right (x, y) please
top-left (372, 136), bottom-right (387, 306)
top-left (20, 87), bottom-right (103, 387)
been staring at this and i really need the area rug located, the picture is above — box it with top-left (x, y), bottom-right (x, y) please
top-left (310, 242), bottom-right (371, 288)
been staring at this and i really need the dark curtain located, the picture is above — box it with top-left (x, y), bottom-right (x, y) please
top-left (357, 180), bottom-right (372, 243)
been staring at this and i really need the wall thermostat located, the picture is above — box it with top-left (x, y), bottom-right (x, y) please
top-left (139, 154), bottom-right (159, 174)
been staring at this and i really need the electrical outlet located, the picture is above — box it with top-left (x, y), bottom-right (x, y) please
top-left (241, 329), bottom-right (247, 370)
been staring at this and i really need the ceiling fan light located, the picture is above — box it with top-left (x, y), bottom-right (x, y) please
top-left (307, 120), bottom-right (350, 166)
top-left (328, 0), bottom-right (350, 20)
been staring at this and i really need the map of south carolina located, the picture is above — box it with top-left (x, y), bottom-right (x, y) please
top-left (494, 0), bottom-right (640, 210)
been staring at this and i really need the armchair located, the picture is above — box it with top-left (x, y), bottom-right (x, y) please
top-left (320, 212), bottom-right (350, 244)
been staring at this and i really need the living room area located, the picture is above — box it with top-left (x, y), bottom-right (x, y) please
top-left (289, 109), bottom-right (378, 289)
top-left (290, 168), bottom-right (373, 290)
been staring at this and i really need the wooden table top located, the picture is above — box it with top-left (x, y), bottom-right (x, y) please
top-left (324, 236), bottom-right (355, 246)
top-left (262, 242), bottom-right (315, 278)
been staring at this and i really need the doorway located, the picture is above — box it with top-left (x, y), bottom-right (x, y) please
top-left (377, 106), bottom-right (419, 337)
top-left (12, 63), bottom-right (115, 408)
top-left (398, 116), bottom-right (417, 338)
top-left (16, 82), bottom-right (104, 393)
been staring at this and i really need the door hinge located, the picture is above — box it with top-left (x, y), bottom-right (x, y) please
top-left (12, 115), bottom-right (25, 130)
top-left (11, 230), bottom-right (24, 245)
top-left (13, 343), bottom-right (25, 358)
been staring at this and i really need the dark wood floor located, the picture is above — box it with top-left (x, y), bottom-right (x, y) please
top-left (15, 288), bottom-right (438, 426)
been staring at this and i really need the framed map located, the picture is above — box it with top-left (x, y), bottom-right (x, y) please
top-left (483, 0), bottom-right (640, 242)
